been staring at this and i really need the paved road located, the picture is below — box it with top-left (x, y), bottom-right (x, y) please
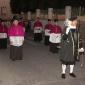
top-left (0, 40), bottom-right (85, 85)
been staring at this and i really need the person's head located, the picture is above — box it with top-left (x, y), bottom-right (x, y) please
top-left (12, 16), bottom-right (19, 26)
top-left (13, 19), bottom-right (19, 26)
top-left (48, 19), bottom-right (52, 23)
top-left (54, 19), bottom-right (58, 25)
top-left (0, 18), bottom-right (3, 23)
top-left (19, 16), bottom-right (23, 21)
top-left (69, 16), bottom-right (77, 26)
top-left (0, 18), bottom-right (5, 25)
top-left (36, 17), bottom-right (40, 21)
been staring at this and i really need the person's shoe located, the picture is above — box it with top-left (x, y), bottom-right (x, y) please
top-left (69, 73), bottom-right (76, 78)
top-left (61, 74), bottom-right (66, 79)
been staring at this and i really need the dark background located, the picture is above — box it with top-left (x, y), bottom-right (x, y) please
top-left (10, 0), bottom-right (85, 13)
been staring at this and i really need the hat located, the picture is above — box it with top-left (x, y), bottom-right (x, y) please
top-left (19, 16), bottom-right (23, 20)
top-left (54, 19), bottom-right (58, 22)
top-left (0, 18), bottom-right (3, 22)
top-left (48, 19), bottom-right (51, 21)
top-left (11, 16), bottom-right (19, 22)
top-left (69, 16), bottom-right (77, 21)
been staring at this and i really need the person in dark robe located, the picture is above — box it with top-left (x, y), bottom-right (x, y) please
top-left (0, 19), bottom-right (8, 49)
top-left (33, 17), bottom-right (43, 42)
top-left (8, 16), bottom-right (25, 61)
top-left (49, 19), bottom-right (62, 53)
top-left (25, 20), bottom-right (31, 34)
top-left (60, 17), bottom-right (79, 79)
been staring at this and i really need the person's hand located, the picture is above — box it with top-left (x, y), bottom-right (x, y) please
top-left (62, 34), bottom-right (68, 40)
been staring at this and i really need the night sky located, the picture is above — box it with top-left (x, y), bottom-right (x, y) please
top-left (10, 0), bottom-right (85, 13)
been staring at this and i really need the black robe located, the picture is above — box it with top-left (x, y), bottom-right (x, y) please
top-left (60, 28), bottom-right (79, 65)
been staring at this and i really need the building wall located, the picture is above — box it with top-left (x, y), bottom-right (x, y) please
top-left (0, 0), bottom-right (12, 19)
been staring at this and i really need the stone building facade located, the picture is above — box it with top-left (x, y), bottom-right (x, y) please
top-left (0, 0), bottom-right (12, 19)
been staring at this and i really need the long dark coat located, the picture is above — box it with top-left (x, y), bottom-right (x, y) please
top-left (60, 28), bottom-right (79, 65)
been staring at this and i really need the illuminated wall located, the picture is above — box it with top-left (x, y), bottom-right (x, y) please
top-left (0, 0), bottom-right (12, 19)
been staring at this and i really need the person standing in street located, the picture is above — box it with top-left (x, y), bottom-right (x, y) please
top-left (49, 19), bottom-right (62, 53)
top-left (60, 17), bottom-right (79, 79)
top-left (8, 16), bottom-right (25, 61)
top-left (44, 19), bottom-right (53, 45)
top-left (33, 17), bottom-right (43, 42)
top-left (0, 18), bottom-right (8, 49)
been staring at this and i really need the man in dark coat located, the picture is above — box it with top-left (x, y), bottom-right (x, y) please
top-left (60, 17), bottom-right (79, 79)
